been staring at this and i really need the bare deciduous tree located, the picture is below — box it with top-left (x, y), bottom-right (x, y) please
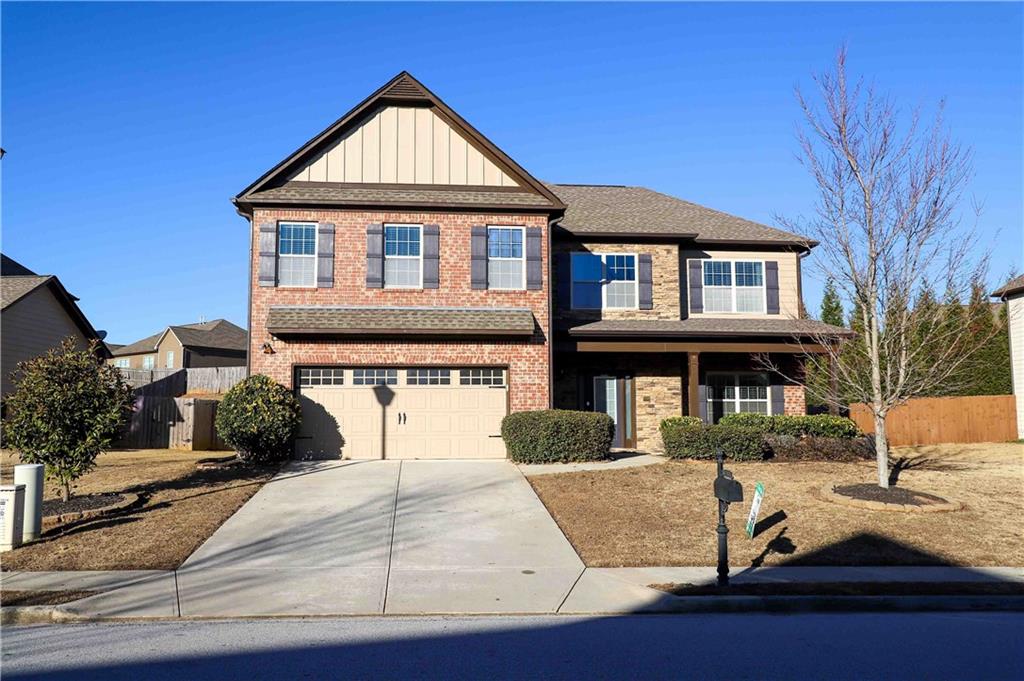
top-left (771, 47), bottom-right (996, 488)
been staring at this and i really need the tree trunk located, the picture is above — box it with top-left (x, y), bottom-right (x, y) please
top-left (874, 412), bottom-right (889, 489)
top-left (61, 481), bottom-right (71, 503)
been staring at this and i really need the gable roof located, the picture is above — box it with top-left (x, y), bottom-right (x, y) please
top-left (1, 267), bottom-right (108, 356)
top-left (548, 184), bottom-right (813, 247)
top-left (234, 72), bottom-right (564, 214)
top-left (112, 319), bottom-right (247, 356)
top-left (993, 274), bottom-right (1024, 300)
top-left (1, 254), bottom-right (36, 276)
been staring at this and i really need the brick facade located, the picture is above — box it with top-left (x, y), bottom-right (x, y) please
top-left (249, 208), bottom-right (550, 412)
top-left (783, 384), bottom-right (806, 416)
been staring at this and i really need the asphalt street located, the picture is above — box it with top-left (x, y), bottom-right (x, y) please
top-left (3, 612), bottom-right (1023, 680)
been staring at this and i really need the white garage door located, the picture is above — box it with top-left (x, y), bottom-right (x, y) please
top-left (295, 367), bottom-right (508, 460)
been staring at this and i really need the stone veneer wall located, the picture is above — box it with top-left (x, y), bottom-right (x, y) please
top-left (553, 239), bottom-right (680, 321)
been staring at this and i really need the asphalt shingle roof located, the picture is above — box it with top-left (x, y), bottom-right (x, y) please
top-left (1, 275), bottom-right (52, 310)
top-left (993, 274), bottom-right (1024, 299)
top-left (245, 183), bottom-right (555, 209)
top-left (547, 184), bottom-right (812, 245)
top-left (267, 306), bottom-right (536, 336)
top-left (112, 319), bottom-right (247, 356)
top-left (564, 317), bottom-right (851, 338)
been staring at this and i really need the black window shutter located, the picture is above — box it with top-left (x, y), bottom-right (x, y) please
top-left (258, 222), bottom-right (277, 287)
top-left (366, 224), bottom-right (383, 288)
top-left (765, 261), bottom-right (780, 314)
top-left (770, 382), bottom-right (785, 415)
top-left (638, 253), bottom-right (653, 310)
top-left (525, 227), bottom-right (542, 290)
top-left (470, 225), bottom-right (488, 290)
top-left (697, 382), bottom-right (708, 423)
top-left (556, 253), bottom-right (572, 310)
top-left (316, 222), bottom-right (335, 288)
top-left (423, 224), bottom-right (440, 289)
top-left (688, 259), bottom-right (704, 313)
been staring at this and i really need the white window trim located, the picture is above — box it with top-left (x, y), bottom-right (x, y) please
top-left (700, 259), bottom-right (767, 314)
top-left (277, 221), bottom-right (318, 289)
top-left (165, 351), bottom-right (175, 368)
top-left (383, 223), bottom-right (423, 289)
top-left (486, 225), bottom-right (526, 290)
top-left (142, 355), bottom-right (155, 370)
top-left (706, 371), bottom-right (772, 418)
top-left (114, 358), bottom-right (130, 368)
top-left (570, 252), bottom-right (639, 310)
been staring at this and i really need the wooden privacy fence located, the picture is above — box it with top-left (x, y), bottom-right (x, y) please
top-left (117, 366), bottom-right (245, 396)
top-left (113, 397), bottom-right (229, 451)
top-left (850, 395), bottom-right (1017, 446)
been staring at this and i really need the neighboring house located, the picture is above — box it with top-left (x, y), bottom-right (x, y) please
top-left (108, 319), bottom-right (247, 370)
top-left (1, 254), bottom-right (109, 398)
top-left (234, 72), bottom-right (847, 458)
top-left (993, 275), bottom-right (1024, 439)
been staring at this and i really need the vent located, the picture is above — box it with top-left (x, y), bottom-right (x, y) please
top-left (383, 74), bottom-right (428, 100)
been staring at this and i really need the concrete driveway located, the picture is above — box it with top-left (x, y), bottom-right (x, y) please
top-left (177, 460), bottom-right (584, 616)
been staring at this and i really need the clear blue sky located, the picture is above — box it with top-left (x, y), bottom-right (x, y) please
top-left (3, 2), bottom-right (1021, 343)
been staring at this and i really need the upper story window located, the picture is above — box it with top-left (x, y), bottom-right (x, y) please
top-left (702, 260), bottom-right (765, 313)
top-left (384, 224), bottom-right (422, 288)
top-left (278, 222), bottom-right (317, 287)
top-left (487, 227), bottom-right (525, 290)
top-left (571, 253), bottom-right (637, 310)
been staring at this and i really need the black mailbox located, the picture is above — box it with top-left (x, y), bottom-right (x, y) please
top-left (714, 474), bottom-right (744, 504)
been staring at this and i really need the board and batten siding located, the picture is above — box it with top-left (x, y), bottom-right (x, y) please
top-left (682, 249), bottom-right (801, 319)
top-left (1009, 293), bottom-right (1024, 439)
top-left (288, 106), bottom-right (519, 187)
top-left (1, 285), bottom-right (90, 396)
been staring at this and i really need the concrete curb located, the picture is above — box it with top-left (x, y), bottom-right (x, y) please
top-left (817, 483), bottom-right (962, 513)
top-left (0, 595), bottom-right (1016, 624)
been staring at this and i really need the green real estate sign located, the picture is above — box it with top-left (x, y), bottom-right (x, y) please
top-left (745, 482), bottom-right (765, 539)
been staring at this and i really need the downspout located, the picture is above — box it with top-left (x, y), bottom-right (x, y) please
top-left (235, 200), bottom-right (254, 378)
top-left (546, 211), bottom-right (562, 410)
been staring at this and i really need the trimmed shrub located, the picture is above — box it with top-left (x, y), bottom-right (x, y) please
top-left (2, 339), bottom-right (133, 501)
top-left (718, 413), bottom-right (860, 439)
top-left (660, 420), bottom-right (768, 461)
top-left (765, 434), bottom-right (875, 462)
top-left (501, 410), bottom-right (613, 463)
top-left (660, 416), bottom-right (704, 430)
top-left (215, 374), bottom-right (302, 463)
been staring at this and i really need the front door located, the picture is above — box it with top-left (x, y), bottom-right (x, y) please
top-left (591, 375), bottom-right (635, 449)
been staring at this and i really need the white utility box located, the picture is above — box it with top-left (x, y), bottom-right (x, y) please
top-left (14, 464), bottom-right (44, 541)
top-left (0, 484), bottom-right (26, 551)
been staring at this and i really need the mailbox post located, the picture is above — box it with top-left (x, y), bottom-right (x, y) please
top-left (713, 449), bottom-right (743, 586)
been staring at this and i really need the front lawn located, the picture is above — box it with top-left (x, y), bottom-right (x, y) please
top-left (1, 449), bottom-right (274, 571)
top-left (527, 442), bottom-right (1024, 567)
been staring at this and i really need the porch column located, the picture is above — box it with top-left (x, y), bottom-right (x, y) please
top-left (687, 352), bottom-right (700, 420)
top-left (828, 352), bottom-right (840, 416)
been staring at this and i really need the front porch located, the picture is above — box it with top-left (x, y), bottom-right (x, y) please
top-left (554, 343), bottom-right (809, 453)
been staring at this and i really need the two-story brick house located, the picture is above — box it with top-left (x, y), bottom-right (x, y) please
top-left (235, 72), bottom-right (845, 458)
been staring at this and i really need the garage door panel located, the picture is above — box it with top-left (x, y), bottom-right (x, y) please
top-left (299, 367), bottom-right (508, 460)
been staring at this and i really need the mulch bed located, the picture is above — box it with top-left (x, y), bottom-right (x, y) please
top-left (650, 582), bottom-right (1024, 597)
top-left (1, 590), bottom-right (98, 607)
top-left (41, 493), bottom-right (125, 518)
top-left (833, 484), bottom-right (949, 507)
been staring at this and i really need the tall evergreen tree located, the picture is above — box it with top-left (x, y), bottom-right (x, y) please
top-left (820, 278), bottom-right (845, 326)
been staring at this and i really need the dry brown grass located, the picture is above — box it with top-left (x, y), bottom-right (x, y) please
top-left (528, 442), bottom-right (1024, 567)
top-left (1, 590), bottom-right (97, 606)
top-left (0, 449), bottom-right (273, 571)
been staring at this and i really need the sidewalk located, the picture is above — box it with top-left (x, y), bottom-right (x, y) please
top-left (4, 565), bottom-right (1022, 620)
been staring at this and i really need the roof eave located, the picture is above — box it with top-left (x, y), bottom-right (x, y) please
top-left (237, 197), bottom-right (559, 214)
top-left (268, 327), bottom-right (533, 338)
